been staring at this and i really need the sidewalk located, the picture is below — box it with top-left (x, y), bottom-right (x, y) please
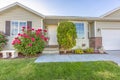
top-left (35, 53), bottom-right (120, 66)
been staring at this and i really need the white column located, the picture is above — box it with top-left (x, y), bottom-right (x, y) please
top-left (94, 21), bottom-right (96, 37)
top-left (41, 19), bottom-right (43, 29)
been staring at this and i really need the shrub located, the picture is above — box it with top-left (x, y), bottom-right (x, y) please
top-left (75, 49), bottom-right (84, 54)
top-left (12, 27), bottom-right (48, 55)
top-left (85, 48), bottom-right (94, 53)
top-left (57, 21), bottom-right (77, 53)
top-left (0, 31), bottom-right (7, 51)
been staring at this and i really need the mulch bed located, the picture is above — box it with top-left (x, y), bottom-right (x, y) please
top-left (0, 50), bottom-right (107, 59)
top-left (59, 50), bottom-right (107, 54)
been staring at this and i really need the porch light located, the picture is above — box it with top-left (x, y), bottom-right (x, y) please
top-left (97, 28), bottom-right (101, 32)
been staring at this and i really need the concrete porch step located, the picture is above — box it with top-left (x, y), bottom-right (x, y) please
top-left (42, 47), bottom-right (59, 54)
top-left (42, 51), bottom-right (59, 54)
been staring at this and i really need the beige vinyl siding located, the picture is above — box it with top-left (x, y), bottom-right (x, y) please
top-left (104, 9), bottom-right (120, 19)
top-left (95, 21), bottom-right (120, 37)
top-left (0, 6), bottom-right (43, 32)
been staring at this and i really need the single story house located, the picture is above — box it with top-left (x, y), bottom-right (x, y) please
top-left (0, 2), bottom-right (120, 51)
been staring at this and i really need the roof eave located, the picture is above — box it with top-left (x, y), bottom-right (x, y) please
top-left (45, 16), bottom-right (120, 22)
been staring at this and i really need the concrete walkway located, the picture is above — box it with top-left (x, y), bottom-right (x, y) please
top-left (35, 51), bottom-right (120, 66)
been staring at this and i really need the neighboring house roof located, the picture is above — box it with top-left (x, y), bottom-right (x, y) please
top-left (100, 7), bottom-right (120, 18)
top-left (0, 2), bottom-right (45, 18)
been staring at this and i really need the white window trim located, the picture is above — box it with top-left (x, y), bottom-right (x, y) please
top-left (94, 21), bottom-right (96, 37)
top-left (71, 21), bottom-right (88, 39)
top-left (10, 20), bottom-right (27, 36)
top-left (74, 22), bottom-right (86, 39)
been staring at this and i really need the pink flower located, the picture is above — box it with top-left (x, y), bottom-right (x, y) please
top-left (12, 42), bottom-right (15, 45)
top-left (18, 33), bottom-right (21, 36)
top-left (40, 35), bottom-right (44, 39)
top-left (17, 40), bottom-right (21, 44)
top-left (20, 34), bottom-right (23, 37)
top-left (27, 26), bottom-right (30, 29)
top-left (28, 43), bottom-right (32, 47)
top-left (44, 37), bottom-right (48, 42)
top-left (43, 29), bottom-right (47, 32)
top-left (22, 26), bottom-right (25, 29)
top-left (38, 29), bottom-right (42, 31)
top-left (36, 30), bottom-right (41, 36)
top-left (22, 33), bottom-right (30, 38)
top-left (12, 38), bottom-right (21, 45)
top-left (31, 38), bottom-right (35, 42)
top-left (32, 28), bottom-right (34, 31)
top-left (15, 37), bottom-right (18, 39)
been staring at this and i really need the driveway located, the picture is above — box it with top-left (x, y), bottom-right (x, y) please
top-left (106, 50), bottom-right (120, 57)
top-left (35, 51), bottom-right (120, 66)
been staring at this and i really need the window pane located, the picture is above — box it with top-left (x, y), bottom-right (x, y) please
top-left (11, 21), bottom-right (18, 36)
top-left (19, 22), bottom-right (27, 33)
top-left (75, 23), bottom-right (84, 39)
top-left (11, 21), bottom-right (27, 36)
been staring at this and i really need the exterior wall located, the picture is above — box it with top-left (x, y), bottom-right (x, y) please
top-left (104, 9), bottom-right (120, 19)
top-left (89, 22), bottom-right (102, 50)
top-left (89, 21), bottom-right (120, 50)
top-left (46, 21), bottom-right (89, 49)
top-left (0, 6), bottom-right (43, 50)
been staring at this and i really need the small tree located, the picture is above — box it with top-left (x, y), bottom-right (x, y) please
top-left (57, 21), bottom-right (77, 53)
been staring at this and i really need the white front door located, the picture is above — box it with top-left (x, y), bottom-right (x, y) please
top-left (102, 29), bottom-right (120, 50)
top-left (48, 25), bottom-right (58, 45)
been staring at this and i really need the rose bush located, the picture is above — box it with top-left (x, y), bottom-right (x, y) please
top-left (0, 31), bottom-right (7, 51)
top-left (12, 27), bottom-right (48, 55)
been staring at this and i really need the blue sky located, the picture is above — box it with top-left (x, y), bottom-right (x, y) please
top-left (0, 0), bottom-right (120, 17)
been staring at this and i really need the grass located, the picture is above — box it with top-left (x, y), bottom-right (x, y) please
top-left (0, 58), bottom-right (120, 80)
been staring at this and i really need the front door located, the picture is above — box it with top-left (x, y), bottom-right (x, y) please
top-left (48, 25), bottom-right (58, 46)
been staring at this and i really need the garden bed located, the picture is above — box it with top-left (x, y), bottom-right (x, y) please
top-left (59, 50), bottom-right (106, 54)
top-left (0, 52), bottom-right (41, 59)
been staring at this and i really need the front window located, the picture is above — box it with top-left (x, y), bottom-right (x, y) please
top-left (75, 23), bottom-right (85, 39)
top-left (11, 21), bottom-right (27, 36)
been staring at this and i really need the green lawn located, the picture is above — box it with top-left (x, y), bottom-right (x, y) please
top-left (0, 58), bottom-right (120, 80)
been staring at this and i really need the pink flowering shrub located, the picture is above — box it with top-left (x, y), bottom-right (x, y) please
top-left (0, 31), bottom-right (7, 51)
top-left (12, 27), bottom-right (48, 55)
